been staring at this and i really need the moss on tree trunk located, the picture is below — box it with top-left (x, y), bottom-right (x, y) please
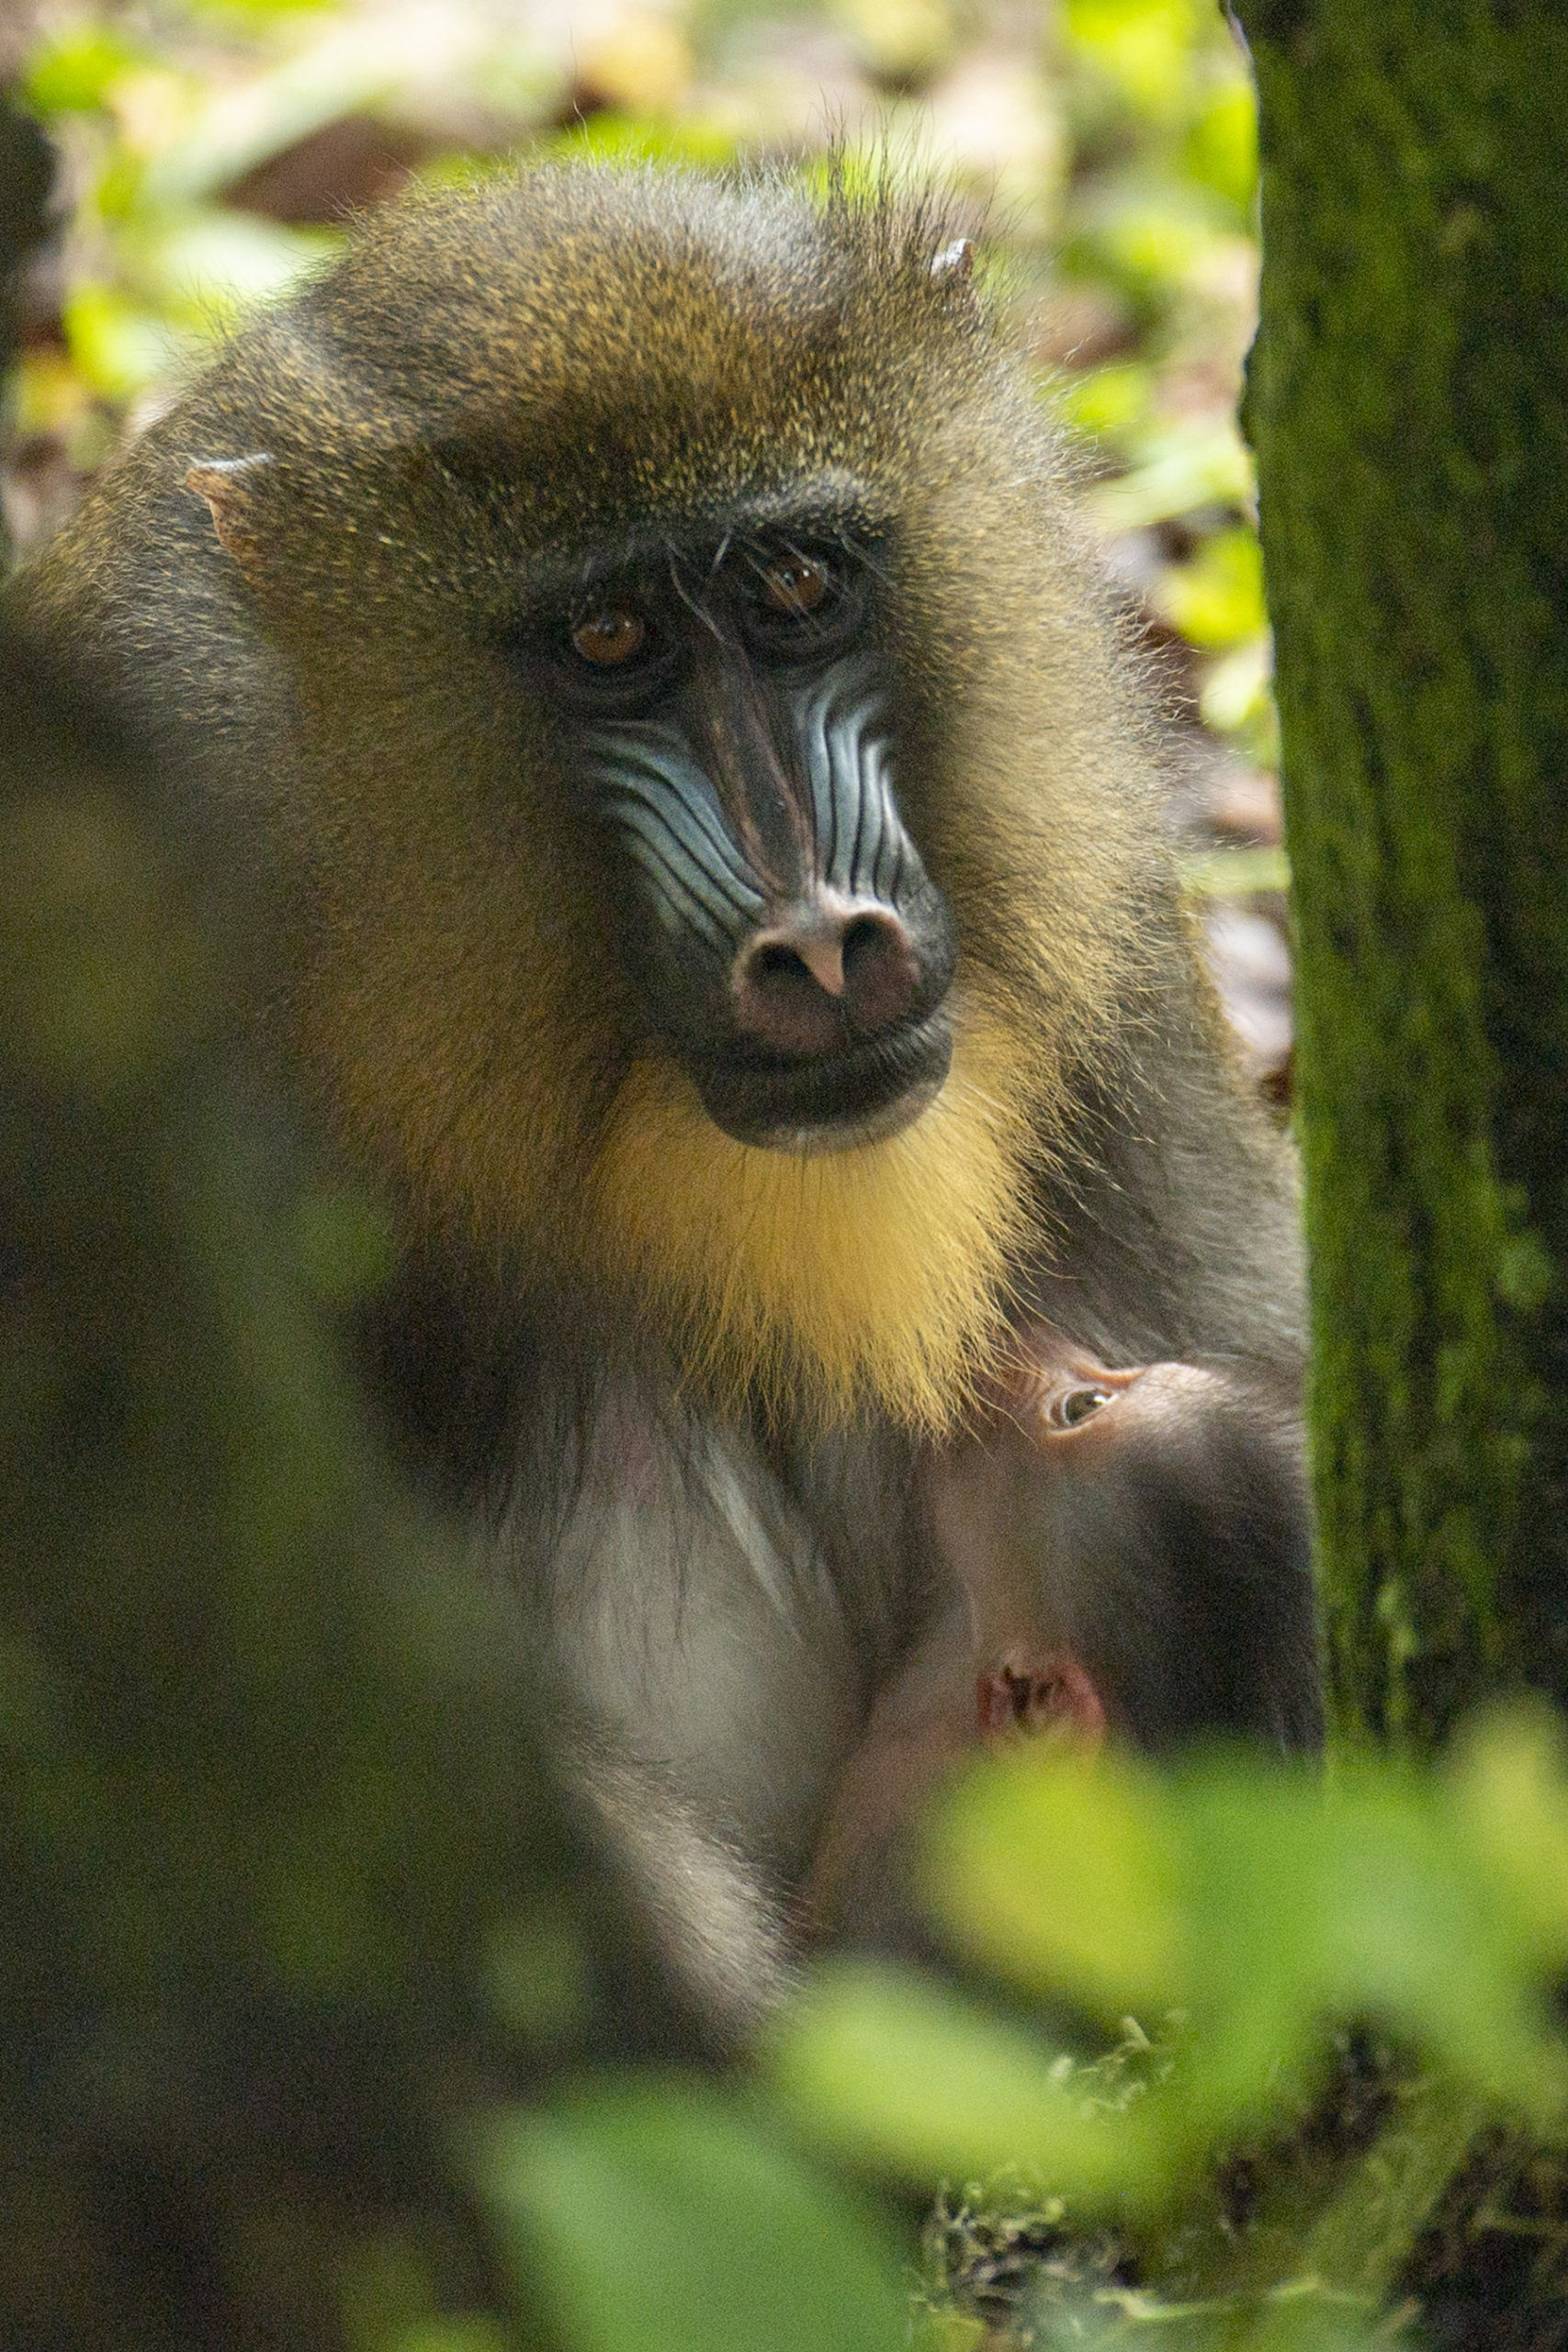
top-left (1236, 0), bottom-right (1568, 1750)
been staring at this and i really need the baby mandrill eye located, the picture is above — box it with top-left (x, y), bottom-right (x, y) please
top-left (572, 607), bottom-right (647, 666)
top-left (1052, 1384), bottom-right (1112, 1430)
top-left (761, 556), bottom-right (830, 616)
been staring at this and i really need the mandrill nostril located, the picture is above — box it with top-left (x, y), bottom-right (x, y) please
top-left (840, 910), bottom-right (908, 1005)
top-left (837, 910), bottom-right (920, 1032)
top-left (755, 942), bottom-right (814, 986)
top-left (731, 900), bottom-right (922, 1057)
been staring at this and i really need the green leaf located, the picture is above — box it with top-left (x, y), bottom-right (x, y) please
top-left (769, 1960), bottom-right (1173, 2202)
top-left (1185, 75), bottom-right (1258, 214)
top-left (1066, 0), bottom-right (1204, 129)
top-left (1448, 1702), bottom-right (1568, 1959)
top-left (1156, 527), bottom-right (1266, 650)
top-left (1317, 1781), bottom-right (1568, 2120)
top-left (1181, 846), bottom-right (1291, 898)
top-left (1200, 639), bottom-right (1275, 744)
top-left (908, 1747), bottom-right (1568, 2159)
top-left (1074, 182), bottom-right (1235, 300)
top-left (62, 284), bottom-right (177, 402)
top-left (25, 29), bottom-right (145, 115)
top-left (473, 2081), bottom-right (908, 2352)
top-left (1087, 420), bottom-right (1254, 531)
top-left (1053, 360), bottom-right (1152, 445)
top-left (1160, 1769), bottom-right (1335, 2132)
top-left (153, 215), bottom-right (334, 331)
top-left (1168, 1764), bottom-right (1568, 2133)
top-left (920, 1750), bottom-right (1187, 2017)
top-left (545, 114), bottom-right (740, 170)
top-left (187, 0), bottom-right (339, 22)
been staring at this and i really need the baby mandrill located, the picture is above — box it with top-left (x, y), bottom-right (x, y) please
top-left (807, 1329), bottom-right (1320, 1938)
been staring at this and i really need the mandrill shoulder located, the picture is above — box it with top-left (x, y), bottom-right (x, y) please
top-left (1022, 972), bottom-right (1305, 1371)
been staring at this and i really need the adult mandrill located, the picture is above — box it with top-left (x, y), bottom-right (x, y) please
top-left (16, 166), bottom-right (1307, 2026)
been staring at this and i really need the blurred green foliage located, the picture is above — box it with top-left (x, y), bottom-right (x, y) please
top-left (771, 1709), bottom-right (1568, 2344)
top-left (11, 5), bottom-right (1552, 2346)
top-left (452, 1686), bottom-right (1568, 2350)
top-left (775, 1708), bottom-right (1568, 2197)
top-left (477, 2086), bottom-right (909, 2352)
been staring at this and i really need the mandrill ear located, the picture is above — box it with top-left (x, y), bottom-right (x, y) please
top-left (185, 453), bottom-right (274, 571)
top-left (929, 237), bottom-right (975, 285)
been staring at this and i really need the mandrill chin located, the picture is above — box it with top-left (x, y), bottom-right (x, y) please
top-left (14, 164), bottom-right (1309, 2030)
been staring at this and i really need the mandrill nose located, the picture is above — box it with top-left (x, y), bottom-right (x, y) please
top-left (730, 896), bottom-right (921, 1057)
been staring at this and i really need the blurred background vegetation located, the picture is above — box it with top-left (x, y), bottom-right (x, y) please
top-left (9, 6), bottom-right (1568, 2349)
top-left (1, 0), bottom-right (1292, 1096)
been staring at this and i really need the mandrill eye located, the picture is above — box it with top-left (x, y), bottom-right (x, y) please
top-left (1050, 1384), bottom-right (1113, 1430)
top-left (761, 556), bottom-right (831, 616)
top-left (571, 607), bottom-right (648, 666)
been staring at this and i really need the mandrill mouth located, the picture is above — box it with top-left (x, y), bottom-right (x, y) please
top-left (693, 1008), bottom-right (953, 1153)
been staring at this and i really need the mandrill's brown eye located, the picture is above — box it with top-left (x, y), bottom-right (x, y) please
top-left (761, 556), bottom-right (830, 616)
top-left (572, 607), bottom-right (647, 666)
top-left (1049, 1384), bottom-right (1113, 1430)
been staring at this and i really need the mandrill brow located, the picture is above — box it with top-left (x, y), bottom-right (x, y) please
top-left (11, 164), bottom-right (1312, 2036)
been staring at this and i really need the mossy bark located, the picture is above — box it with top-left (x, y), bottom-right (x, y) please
top-left (1236, 0), bottom-right (1568, 1750)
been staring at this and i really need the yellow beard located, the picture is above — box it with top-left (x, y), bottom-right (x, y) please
top-left (589, 988), bottom-right (1052, 1430)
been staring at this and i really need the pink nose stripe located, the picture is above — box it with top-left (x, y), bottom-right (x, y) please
top-left (794, 935), bottom-right (848, 997)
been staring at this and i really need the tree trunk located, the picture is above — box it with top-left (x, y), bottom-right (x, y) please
top-left (1235, 0), bottom-right (1568, 1751)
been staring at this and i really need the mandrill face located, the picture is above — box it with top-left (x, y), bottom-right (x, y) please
top-left (156, 168), bottom-right (1162, 1421)
top-left (513, 514), bottom-right (957, 1152)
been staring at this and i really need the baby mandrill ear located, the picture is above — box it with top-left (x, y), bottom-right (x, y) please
top-left (978, 1650), bottom-right (1106, 1752)
top-left (185, 454), bottom-right (274, 571)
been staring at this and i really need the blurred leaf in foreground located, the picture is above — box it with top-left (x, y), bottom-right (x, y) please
top-left (474, 2082), bottom-right (908, 2352)
top-left (773, 1725), bottom-right (1568, 2209)
top-left (768, 1961), bottom-right (1174, 2203)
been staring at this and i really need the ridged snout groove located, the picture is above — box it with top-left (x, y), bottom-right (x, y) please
top-left (592, 658), bottom-right (956, 1140)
